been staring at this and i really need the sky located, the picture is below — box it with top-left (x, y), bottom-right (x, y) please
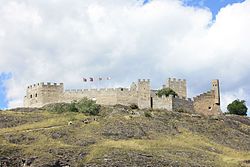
top-left (0, 0), bottom-right (249, 114)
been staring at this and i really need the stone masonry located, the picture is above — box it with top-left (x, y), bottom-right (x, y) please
top-left (24, 78), bottom-right (222, 116)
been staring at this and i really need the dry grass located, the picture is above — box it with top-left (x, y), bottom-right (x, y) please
top-left (84, 131), bottom-right (250, 166)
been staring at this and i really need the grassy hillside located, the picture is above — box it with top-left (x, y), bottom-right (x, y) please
top-left (0, 105), bottom-right (250, 167)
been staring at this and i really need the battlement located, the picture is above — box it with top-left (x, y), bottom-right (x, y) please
top-left (138, 79), bottom-right (150, 82)
top-left (193, 91), bottom-right (213, 101)
top-left (64, 88), bottom-right (118, 93)
top-left (154, 94), bottom-right (192, 102)
top-left (166, 78), bottom-right (187, 98)
top-left (27, 82), bottom-right (63, 89)
top-left (168, 78), bottom-right (186, 83)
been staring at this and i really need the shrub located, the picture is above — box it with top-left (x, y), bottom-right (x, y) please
top-left (45, 98), bottom-right (101, 115)
top-left (144, 111), bottom-right (152, 118)
top-left (68, 100), bottom-right (78, 112)
top-left (44, 103), bottom-right (72, 113)
top-left (157, 88), bottom-right (178, 98)
top-left (175, 108), bottom-right (186, 113)
top-left (75, 98), bottom-right (101, 116)
top-left (130, 103), bottom-right (139, 109)
top-left (227, 99), bottom-right (248, 116)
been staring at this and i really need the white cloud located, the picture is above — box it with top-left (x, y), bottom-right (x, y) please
top-left (0, 0), bottom-right (249, 113)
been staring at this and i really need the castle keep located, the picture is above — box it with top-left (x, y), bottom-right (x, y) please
top-left (24, 78), bottom-right (221, 116)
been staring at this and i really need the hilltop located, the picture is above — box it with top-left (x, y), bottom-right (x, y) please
top-left (0, 105), bottom-right (250, 167)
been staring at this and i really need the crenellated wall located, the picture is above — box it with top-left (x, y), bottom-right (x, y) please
top-left (152, 95), bottom-right (194, 112)
top-left (193, 80), bottom-right (221, 116)
top-left (62, 88), bottom-right (118, 105)
top-left (23, 78), bottom-right (221, 116)
top-left (24, 81), bottom-right (142, 108)
top-left (152, 95), bottom-right (173, 110)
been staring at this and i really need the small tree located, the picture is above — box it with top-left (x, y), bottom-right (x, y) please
top-left (227, 99), bottom-right (248, 116)
top-left (157, 88), bottom-right (178, 98)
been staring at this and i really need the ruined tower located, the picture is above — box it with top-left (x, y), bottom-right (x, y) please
top-left (166, 78), bottom-right (187, 98)
top-left (137, 79), bottom-right (151, 109)
top-left (212, 79), bottom-right (220, 105)
top-left (193, 80), bottom-right (221, 116)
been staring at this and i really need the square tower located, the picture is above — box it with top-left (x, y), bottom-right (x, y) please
top-left (166, 78), bottom-right (187, 98)
top-left (24, 82), bottom-right (64, 108)
top-left (137, 79), bottom-right (151, 109)
top-left (212, 79), bottom-right (220, 105)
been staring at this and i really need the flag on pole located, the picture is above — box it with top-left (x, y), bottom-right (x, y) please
top-left (83, 78), bottom-right (87, 82)
top-left (89, 77), bottom-right (94, 82)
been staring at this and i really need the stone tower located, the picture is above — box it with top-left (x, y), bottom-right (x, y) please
top-left (24, 82), bottom-right (64, 108)
top-left (137, 79), bottom-right (151, 109)
top-left (166, 78), bottom-right (187, 98)
top-left (212, 79), bottom-right (220, 105)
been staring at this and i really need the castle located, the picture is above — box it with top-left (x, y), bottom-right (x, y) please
top-left (24, 78), bottom-right (221, 116)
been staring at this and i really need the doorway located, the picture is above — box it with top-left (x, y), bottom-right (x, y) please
top-left (150, 97), bottom-right (153, 109)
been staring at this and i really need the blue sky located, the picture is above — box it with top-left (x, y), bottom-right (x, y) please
top-left (0, 73), bottom-right (11, 109)
top-left (143, 0), bottom-right (245, 17)
top-left (182, 0), bottom-right (245, 16)
top-left (0, 0), bottom-right (249, 113)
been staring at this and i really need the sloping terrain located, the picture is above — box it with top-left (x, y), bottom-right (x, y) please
top-left (0, 105), bottom-right (250, 167)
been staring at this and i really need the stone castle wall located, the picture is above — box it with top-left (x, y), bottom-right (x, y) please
top-left (24, 80), bottom-right (148, 108)
top-left (23, 78), bottom-right (221, 116)
top-left (152, 96), bottom-right (173, 110)
top-left (62, 88), bottom-right (118, 105)
top-left (172, 97), bottom-right (194, 113)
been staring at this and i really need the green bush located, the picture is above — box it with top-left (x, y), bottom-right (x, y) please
top-left (75, 98), bottom-right (101, 115)
top-left (44, 103), bottom-right (72, 113)
top-left (227, 99), bottom-right (248, 116)
top-left (45, 98), bottom-right (101, 115)
top-left (157, 88), bottom-right (178, 98)
top-left (144, 111), bottom-right (152, 118)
